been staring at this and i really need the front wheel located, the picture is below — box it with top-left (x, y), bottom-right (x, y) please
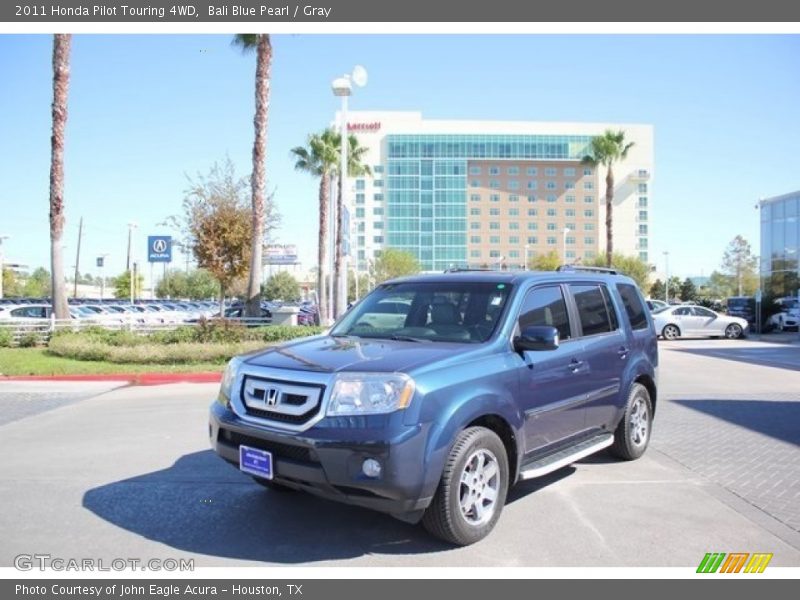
top-left (662, 324), bottom-right (680, 340)
top-left (422, 427), bottom-right (509, 546)
top-left (725, 323), bottom-right (743, 339)
top-left (609, 383), bottom-right (653, 461)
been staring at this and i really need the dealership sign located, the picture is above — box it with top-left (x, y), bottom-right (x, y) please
top-left (147, 235), bottom-right (172, 263)
top-left (347, 121), bottom-right (381, 133)
top-left (265, 244), bottom-right (299, 265)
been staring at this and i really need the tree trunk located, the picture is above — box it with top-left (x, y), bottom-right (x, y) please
top-left (49, 34), bottom-right (71, 320)
top-left (333, 175), bottom-right (344, 318)
top-left (605, 164), bottom-right (615, 268)
top-left (317, 173), bottom-right (329, 324)
top-left (245, 34), bottom-right (272, 318)
top-left (219, 281), bottom-right (225, 320)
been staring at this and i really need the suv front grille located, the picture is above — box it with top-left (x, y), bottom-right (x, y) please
top-left (239, 375), bottom-right (325, 427)
top-left (219, 429), bottom-right (318, 464)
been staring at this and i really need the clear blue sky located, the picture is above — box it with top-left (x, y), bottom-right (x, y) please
top-left (1, 34), bottom-right (798, 280)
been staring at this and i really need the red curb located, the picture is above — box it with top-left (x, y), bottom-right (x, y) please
top-left (1, 372), bottom-right (222, 385)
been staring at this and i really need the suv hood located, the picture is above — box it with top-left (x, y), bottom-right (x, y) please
top-left (243, 335), bottom-right (474, 374)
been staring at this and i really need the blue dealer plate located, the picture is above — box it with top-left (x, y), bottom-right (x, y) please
top-left (239, 445), bottom-right (273, 479)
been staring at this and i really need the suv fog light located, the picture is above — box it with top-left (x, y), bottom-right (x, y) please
top-left (362, 458), bottom-right (382, 478)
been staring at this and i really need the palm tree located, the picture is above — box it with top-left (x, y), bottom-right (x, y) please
top-left (332, 133), bottom-right (371, 317)
top-left (291, 129), bottom-right (339, 324)
top-left (49, 34), bottom-right (71, 319)
top-left (581, 129), bottom-right (635, 267)
top-left (233, 34), bottom-right (273, 318)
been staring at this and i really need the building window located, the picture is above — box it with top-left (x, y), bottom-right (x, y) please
top-left (528, 222), bottom-right (538, 230)
top-left (490, 235), bottom-right (500, 244)
top-left (639, 251), bottom-right (649, 262)
top-left (584, 209), bottom-right (594, 218)
top-left (527, 181), bottom-right (538, 190)
top-left (470, 180), bottom-right (481, 188)
top-left (373, 165), bottom-right (383, 173)
top-left (509, 249), bottom-right (520, 257)
top-left (357, 222), bottom-right (365, 233)
top-left (470, 207), bottom-right (481, 216)
top-left (546, 181), bottom-right (557, 190)
top-left (489, 250), bottom-right (501, 258)
top-left (356, 208), bottom-right (365, 218)
top-left (564, 167), bottom-right (576, 177)
top-left (565, 195), bottom-right (576, 203)
top-left (566, 236), bottom-right (575, 245)
top-left (373, 235), bottom-right (384, 243)
top-left (638, 183), bottom-right (648, 193)
top-left (547, 223), bottom-right (557, 231)
top-left (356, 179), bottom-right (365, 190)
top-left (583, 167), bottom-right (592, 176)
top-left (584, 223), bottom-right (595, 231)
top-left (489, 180), bottom-right (501, 189)
top-left (490, 222), bottom-right (500, 230)
top-left (639, 224), bottom-right (648, 235)
top-left (547, 236), bottom-right (557, 245)
top-left (507, 166), bottom-right (519, 175)
top-left (565, 182), bottom-right (575, 190)
top-left (545, 167), bottom-right (557, 176)
top-left (373, 221), bottom-right (384, 229)
top-left (547, 208), bottom-right (557, 217)
top-left (527, 208), bottom-right (538, 217)
top-left (565, 208), bottom-right (576, 217)
top-left (469, 166), bottom-right (481, 175)
top-left (373, 207), bottom-right (384, 215)
top-left (509, 222), bottom-right (519, 230)
top-left (470, 194), bottom-right (481, 202)
top-left (470, 222), bottom-right (481, 230)
top-left (546, 194), bottom-right (557, 202)
top-left (638, 196), bottom-right (648, 207)
top-left (490, 194), bottom-right (500, 202)
top-left (526, 167), bottom-right (538, 176)
top-left (489, 208), bottom-right (500, 216)
top-left (584, 196), bottom-right (594, 203)
top-left (470, 249), bottom-right (481, 258)
top-left (638, 238), bottom-right (648, 249)
top-left (509, 194), bottom-right (519, 203)
top-left (565, 250), bottom-right (576, 259)
top-left (584, 236), bottom-right (595, 245)
top-left (527, 236), bottom-right (538, 244)
top-left (508, 180), bottom-right (520, 190)
top-left (584, 181), bottom-right (594, 190)
top-left (509, 208), bottom-right (519, 216)
top-left (639, 210), bottom-right (648, 221)
top-left (374, 193), bottom-right (383, 201)
top-left (356, 193), bottom-right (365, 204)
top-left (357, 235), bottom-right (365, 246)
top-left (470, 235), bottom-right (481, 244)
top-left (489, 166), bottom-right (500, 176)
top-left (527, 195), bottom-right (537, 203)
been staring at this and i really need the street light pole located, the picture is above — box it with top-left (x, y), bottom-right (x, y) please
top-left (97, 253), bottom-right (108, 300)
top-left (562, 227), bottom-right (571, 265)
top-left (0, 235), bottom-right (9, 300)
top-left (663, 251), bottom-right (670, 303)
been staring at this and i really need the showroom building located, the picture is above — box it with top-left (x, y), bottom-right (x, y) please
top-left (340, 111), bottom-right (654, 273)
top-left (759, 191), bottom-right (800, 297)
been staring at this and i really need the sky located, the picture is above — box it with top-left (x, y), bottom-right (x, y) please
top-left (1, 34), bottom-right (799, 281)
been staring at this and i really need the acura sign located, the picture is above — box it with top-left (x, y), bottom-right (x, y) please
top-left (148, 235), bottom-right (172, 263)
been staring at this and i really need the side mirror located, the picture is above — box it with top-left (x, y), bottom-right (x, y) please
top-left (514, 325), bottom-right (559, 352)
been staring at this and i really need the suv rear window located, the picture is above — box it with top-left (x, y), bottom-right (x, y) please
top-left (617, 283), bottom-right (649, 330)
top-left (570, 284), bottom-right (618, 336)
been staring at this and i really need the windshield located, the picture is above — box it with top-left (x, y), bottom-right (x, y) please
top-left (331, 281), bottom-right (513, 343)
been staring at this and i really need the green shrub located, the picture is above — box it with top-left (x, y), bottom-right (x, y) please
top-left (255, 325), bottom-right (325, 343)
top-left (0, 328), bottom-right (13, 348)
top-left (151, 326), bottom-right (197, 345)
top-left (17, 332), bottom-right (41, 348)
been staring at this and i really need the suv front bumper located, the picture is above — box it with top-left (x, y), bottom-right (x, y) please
top-left (209, 402), bottom-right (434, 521)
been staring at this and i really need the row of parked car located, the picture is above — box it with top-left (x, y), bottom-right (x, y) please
top-left (0, 297), bottom-right (321, 328)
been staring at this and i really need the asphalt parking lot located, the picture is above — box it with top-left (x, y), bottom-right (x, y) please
top-left (1, 338), bottom-right (798, 568)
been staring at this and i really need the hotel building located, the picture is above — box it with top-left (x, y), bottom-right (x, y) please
top-left (340, 112), bottom-right (654, 272)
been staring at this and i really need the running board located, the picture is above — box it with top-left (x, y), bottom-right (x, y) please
top-left (519, 434), bottom-right (614, 480)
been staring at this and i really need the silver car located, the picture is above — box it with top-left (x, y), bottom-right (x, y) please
top-left (653, 305), bottom-right (748, 340)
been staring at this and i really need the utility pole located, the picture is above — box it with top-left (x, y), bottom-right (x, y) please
top-left (0, 235), bottom-right (9, 300)
top-left (664, 251), bottom-right (670, 303)
top-left (73, 216), bottom-right (83, 298)
top-left (126, 222), bottom-right (137, 272)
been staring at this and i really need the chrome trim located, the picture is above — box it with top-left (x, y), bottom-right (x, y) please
top-left (524, 392), bottom-right (587, 418)
top-left (242, 378), bottom-right (321, 417)
top-left (585, 383), bottom-right (620, 404)
top-left (519, 434), bottom-right (613, 480)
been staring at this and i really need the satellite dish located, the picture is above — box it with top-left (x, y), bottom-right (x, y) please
top-left (351, 65), bottom-right (368, 87)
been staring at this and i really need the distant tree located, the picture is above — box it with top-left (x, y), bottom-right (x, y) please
top-left (720, 235), bottom-right (758, 296)
top-left (157, 269), bottom-right (217, 299)
top-left (233, 34), bottom-right (274, 319)
top-left (649, 279), bottom-right (665, 300)
top-left (707, 270), bottom-right (735, 299)
top-left (348, 272), bottom-right (372, 303)
top-left (530, 250), bottom-right (561, 271)
top-left (113, 270), bottom-right (144, 299)
top-left (667, 276), bottom-right (682, 302)
top-left (263, 270), bottom-right (301, 302)
top-left (372, 249), bottom-right (421, 284)
top-left (581, 129), bottom-right (635, 267)
top-left (22, 267), bottom-right (52, 298)
top-left (589, 253), bottom-right (650, 290)
top-left (680, 278), bottom-right (698, 302)
top-left (48, 34), bottom-right (72, 319)
top-left (168, 160), bottom-right (255, 314)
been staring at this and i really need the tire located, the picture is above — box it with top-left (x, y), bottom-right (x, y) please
top-left (662, 324), bottom-right (680, 340)
top-left (252, 476), bottom-right (295, 492)
top-left (725, 323), bottom-right (743, 339)
top-left (609, 383), bottom-right (653, 461)
top-left (422, 427), bottom-right (509, 546)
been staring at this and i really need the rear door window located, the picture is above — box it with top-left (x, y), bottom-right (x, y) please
top-left (617, 283), bottom-right (649, 330)
top-left (569, 284), bottom-right (618, 337)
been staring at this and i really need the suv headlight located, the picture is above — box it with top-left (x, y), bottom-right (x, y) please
top-left (218, 356), bottom-right (243, 407)
top-left (327, 373), bottom-right (415, 416)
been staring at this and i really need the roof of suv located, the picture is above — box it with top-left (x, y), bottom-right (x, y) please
top-left (386, 267), bottom-right (635, 286)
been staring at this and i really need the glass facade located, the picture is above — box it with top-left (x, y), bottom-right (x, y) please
top-left (385, 134), bottom-right (593, 270)
top-left (761, 192), bottom-right (800, 297)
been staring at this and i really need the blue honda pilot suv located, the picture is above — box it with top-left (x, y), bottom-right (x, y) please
top-left (209, 266), bottom-right (658, 545)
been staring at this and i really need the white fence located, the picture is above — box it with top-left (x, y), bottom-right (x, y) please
top-left (0, 317), bottom-right (277, 347)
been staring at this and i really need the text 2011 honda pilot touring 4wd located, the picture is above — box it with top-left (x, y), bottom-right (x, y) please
top-left (210, 267), bottom-right (658, 545)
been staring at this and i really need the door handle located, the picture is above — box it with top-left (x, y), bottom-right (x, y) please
top-left (618, 346), bottom-right (629, 359)
top-left (568, 358), bottom-right (584, 373)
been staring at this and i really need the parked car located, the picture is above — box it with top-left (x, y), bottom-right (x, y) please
top-left (646, 299), bottom-right (668, 312)
top-left (767, 298), bottom-right (800, 332)
top-left (209, 266), bottom-right (658, 545)
top-left (653, 304), bottom-right (748, 340)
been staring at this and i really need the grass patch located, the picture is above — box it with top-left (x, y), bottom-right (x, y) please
top-left (0, 348), bottom-right (225, 376)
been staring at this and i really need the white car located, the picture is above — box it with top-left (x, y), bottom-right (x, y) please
top-left (653, 305), bottom-right (748, 340)
top-left (768, 299), bottom-right (800, 332)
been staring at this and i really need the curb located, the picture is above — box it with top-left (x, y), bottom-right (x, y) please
top-left (0, 372), bottom-right (222, 385)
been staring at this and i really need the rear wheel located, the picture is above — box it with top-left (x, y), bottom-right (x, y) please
top-left (610, 383), bottom-right (652, 461)
top-left (422, 427), bottom-right (509, 546)
top-left (662, 324), bottom-right (680, 340)
top-left (725, 323), bottom-right (743, 339)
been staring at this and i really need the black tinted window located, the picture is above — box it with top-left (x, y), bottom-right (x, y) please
top-left (518, 286), bottom-right (571, 340)
top-left (617, 283), bottom-right (648, 330)
top-left (570, 284), bottom-right (617, 336)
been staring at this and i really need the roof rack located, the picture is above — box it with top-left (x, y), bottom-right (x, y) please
top-left (556, 265), bottom-right (618, 275)
top-left (444, 267), bottom-right (494, 273)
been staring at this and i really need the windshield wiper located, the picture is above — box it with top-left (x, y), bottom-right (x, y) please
top-left (388, 334), bottom-right (431, 343)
